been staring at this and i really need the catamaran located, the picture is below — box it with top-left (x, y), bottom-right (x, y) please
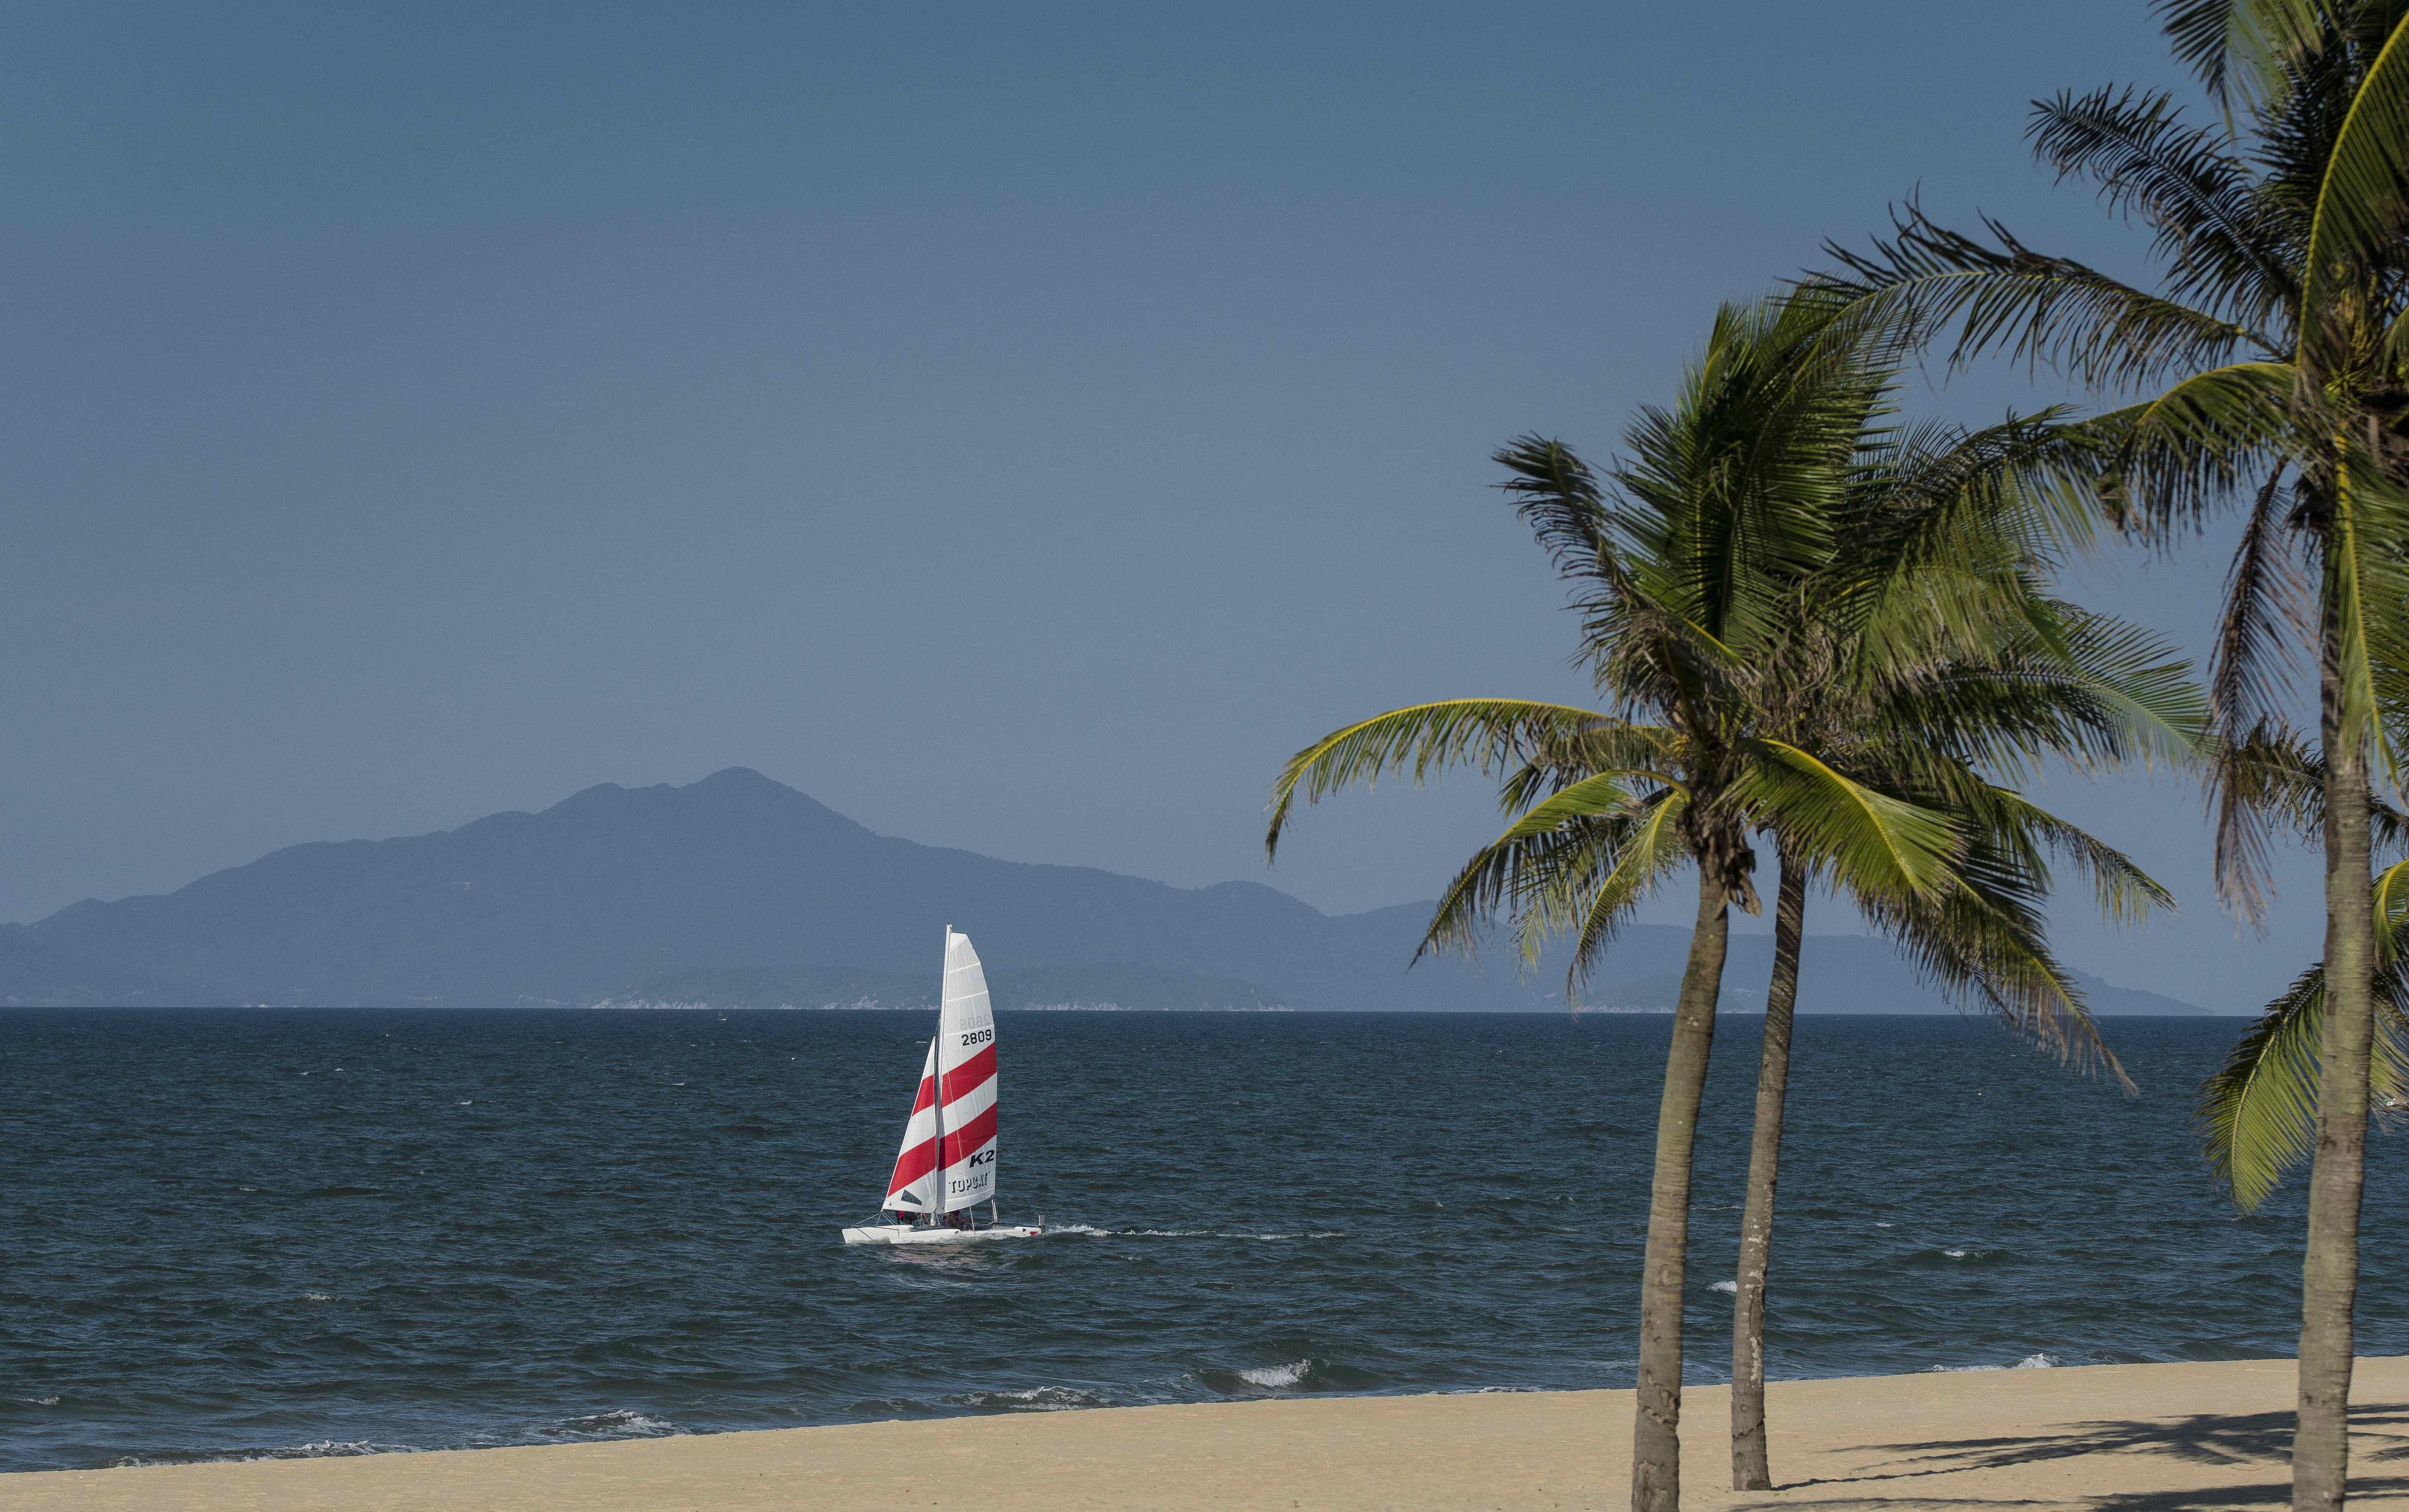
top-left (840, 929), bottom-right (1043, 1246)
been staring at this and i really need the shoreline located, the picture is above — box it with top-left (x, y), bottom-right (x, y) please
top-left (8, 1357), bottom-right (2409, 1511)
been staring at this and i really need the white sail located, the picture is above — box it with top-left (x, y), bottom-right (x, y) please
top-left (934, 929), bottom-right (998, 1212)
top-left (879, 1038), bottom-right (940, 1215)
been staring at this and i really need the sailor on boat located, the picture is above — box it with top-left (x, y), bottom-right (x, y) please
top-left (840, 928), bottom-right (1043, 1247)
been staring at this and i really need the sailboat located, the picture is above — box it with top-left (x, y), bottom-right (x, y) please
top-left (840, 929), bottom-right (1044, 1246)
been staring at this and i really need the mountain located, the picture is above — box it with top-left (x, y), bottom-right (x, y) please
top-left (0, 923), bottom-right (177, 1007)
top-left (6, 767), bottom-right (2209, 1014)
top-left (596, 962), bottom-right (1286, 1012)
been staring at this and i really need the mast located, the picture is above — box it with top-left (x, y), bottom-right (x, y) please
top-left (931, 925), bottom-right (948, 1223)
top-left (927, 1032), bottom-right (941, 1223)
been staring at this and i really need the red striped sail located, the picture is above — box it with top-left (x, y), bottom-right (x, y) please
top-left (933, 930), bottom-right (999, 1212)
top-left (880, 1039), bottom-right (940, 1214)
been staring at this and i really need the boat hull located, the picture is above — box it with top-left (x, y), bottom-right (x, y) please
top-left (841, 1222), bottom-right (1043, 1247)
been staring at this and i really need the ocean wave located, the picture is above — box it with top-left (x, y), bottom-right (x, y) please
top-left (112, 1439), bottom-right (419, 1467)
top-left (1709, 1279), bottom-right (1738, 1294)
top-left (1925, 1352), bottom-right (2062, 1374)
top-left (270, 1440), bottom-right (420, 1459)
top-left (951, 1386), bottom-right (1109, 1412)
top-left (541, 1410), bottom-right (681, 1441)
top-left (1197, 1356), bottom-right (1382, 1395)
top-left (1907, 1245), bottom-right (2011, 1267)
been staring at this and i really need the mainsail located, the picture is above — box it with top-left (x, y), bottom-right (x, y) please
top-left (880, 1038), bottom-right (940, 1214)
top-left (935, 929), bottom-right (999, 1212)
top-left (878, 929), bottom-right (999, 1217)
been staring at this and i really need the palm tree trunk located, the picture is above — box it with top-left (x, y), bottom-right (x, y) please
top-left (1731, 850), bottom-right (1804, 1491)
top-left (1630, 870), bottom-right (1730, 1512)
top-left (2297, 603), bottom-right (2376, 1512)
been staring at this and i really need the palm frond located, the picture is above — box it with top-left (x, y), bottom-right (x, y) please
top-left (1556, 791), bottom-right (1696, 993)
top-left (2083, 362), bottom-right (2299, 529)
top-left (1493, 433), bottom-right (1754, 712)
top-left (1420, 777), bottom-right (1675, 964)
top-left (1496, 723), bottom-right (1687, 816)
top-left (2202, 853), bottom-right (2409, 1209)
top-left (2323, 444), bottom-right (2409, 774)
top-left (2200, 958), bottom-right (2337, 1206)
top-left (1851, 607), bottom-right (2207, 782)
top-left (2156, 0), bottom-right (2352, 111)
top-left (1818, 201), bottom-right (2262, 387)
top-left (1265, 699), bottom-right (1607, 861)
top-left (2299, 7), bottom-right (2409, 343)
top-left (2029, 84), bottom-right (2298, 332)
top-left (1973, 782), bottom-right (2181, 926)
top-left (1733, 739), bottom-right (1964, 902)
top-left (2217, 716), bottom-right (2409, 853)
top-left (1857, 853), bottom-right (2132, 1087)
top-left (2207, 471), bottom-right (2311, 914)
top-left (1492, 436), bottom-right (1623, 592)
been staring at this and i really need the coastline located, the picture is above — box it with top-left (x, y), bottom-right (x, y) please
top-left (8, 1357), bottom-right (2408, 1512)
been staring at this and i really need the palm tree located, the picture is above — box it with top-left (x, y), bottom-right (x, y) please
top-left (1715, 412), bottom-right (2203, 1486)
top-left (1819, 7), bottom-right (2409, 1500)
top-left (1265, 293), bottom-right (2195, 1510)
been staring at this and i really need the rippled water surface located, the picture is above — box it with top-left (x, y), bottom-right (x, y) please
top-left (4, 1008), bottom-right (2399, 1471)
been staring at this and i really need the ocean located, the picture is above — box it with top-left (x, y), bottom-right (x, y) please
top-left (2, 1008), bottom-right (2393, 1472)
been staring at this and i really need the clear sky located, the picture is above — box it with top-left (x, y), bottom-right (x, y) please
top-left (0, 2), bottom-right (2316, 1011)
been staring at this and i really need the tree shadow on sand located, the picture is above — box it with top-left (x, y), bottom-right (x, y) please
top-left (1739, 1401), bottom-right (2409, 1510)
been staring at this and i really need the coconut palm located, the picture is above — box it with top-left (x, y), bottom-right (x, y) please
top-left (1265, 293), bottom-right (2196, 1510)
top-left (1712, 416), bottom-right (2205, 1487)
top-left (1818, 6), bottom-right (2409, 1499)
top-left (1484, 370), bottom-right (2193, 1496)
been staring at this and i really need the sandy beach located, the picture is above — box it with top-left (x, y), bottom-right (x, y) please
top-left (7, 1356), bottom-right (2408, 1512)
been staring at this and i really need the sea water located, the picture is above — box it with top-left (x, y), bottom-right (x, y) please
top-left (2, 1009), bottom-right (2396, 1471)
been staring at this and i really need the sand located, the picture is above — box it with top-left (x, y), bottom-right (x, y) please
top-left (8, 1357), bottom-right (2409, 1512)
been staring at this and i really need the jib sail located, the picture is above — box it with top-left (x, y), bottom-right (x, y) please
top-left (881, 1038), bottom-right (940, 1213)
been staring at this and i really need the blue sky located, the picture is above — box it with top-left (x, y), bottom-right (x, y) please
top-left (0, 2), bottom-right (2313, 1010)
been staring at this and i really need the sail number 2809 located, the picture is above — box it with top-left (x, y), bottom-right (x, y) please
top-left (959, 1028), bottom-right (993, 1048)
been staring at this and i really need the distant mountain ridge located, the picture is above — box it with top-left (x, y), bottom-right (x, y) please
top-left (2, 767), bottom-right (2208, 1015)
top-left (595, 961), bottom-right (1287, 1012)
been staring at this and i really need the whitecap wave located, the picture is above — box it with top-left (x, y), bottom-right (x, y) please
top-left (543, 1410), bottom-right (681, 1440)
top-left (1926, 1351), bottom-right (2063, 1374)
top-left (1709, 1279), bottom-right (1738, 1294)
top-left (953, 1385), bottom-right (1107, 1411)
top-left (270, 1440), bottom-right (417, 1460)
top-left (112, 1440), bottom-right (418, 1468)
top-left (1238, 1360), bottom-right (1311, 1388)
